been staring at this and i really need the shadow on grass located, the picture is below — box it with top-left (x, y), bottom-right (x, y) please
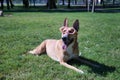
top-left (67, 56), bottom-right (116, 76)
top-left (0, 73), bottom-right (6, 80)
top-left (95, 8), bottom-right (120, 13)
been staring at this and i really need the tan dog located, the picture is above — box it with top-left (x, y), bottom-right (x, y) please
top-left (28, 18), bottom-right (84, 73)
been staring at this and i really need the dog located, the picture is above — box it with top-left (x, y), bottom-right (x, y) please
top-left (28, 18), bottom-right (84, 73)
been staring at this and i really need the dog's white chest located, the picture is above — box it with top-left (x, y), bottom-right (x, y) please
top-left (66, 43), bottom-right (75, 59)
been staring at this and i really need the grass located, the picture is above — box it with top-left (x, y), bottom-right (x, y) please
top-left (0, 12), bottom-right (120, 80)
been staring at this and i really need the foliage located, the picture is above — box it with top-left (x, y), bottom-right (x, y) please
top-left (0, 12), bottom-right (120, 80)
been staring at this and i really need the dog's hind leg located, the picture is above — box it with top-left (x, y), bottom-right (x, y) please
top-left (28, 40), bottom-right (46, 55)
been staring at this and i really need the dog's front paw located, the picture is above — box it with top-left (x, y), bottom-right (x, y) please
top-left (28, 51), bottom-right (34, 54)
top-left (27, 51), bottom-right (39, 56)
top-left (79, 52), bottom-right (82, 56)
top-left (78, 70), bottom-right (84, 74)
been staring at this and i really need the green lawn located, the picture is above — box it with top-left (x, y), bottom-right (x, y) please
top-left (0, 12), bottom-right (120, 80)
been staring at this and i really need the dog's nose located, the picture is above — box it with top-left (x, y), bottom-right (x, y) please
top-left (62, 37), bottom-right (67, 41)
top-left (62, 34), bottom-right (68, 42)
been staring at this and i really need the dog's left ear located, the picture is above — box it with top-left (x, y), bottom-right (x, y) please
top-left (64, 18), bottom-right (68, 27)
top-left (73, 19), bottom-right (79, 32)
top-left (60, 18), bottom-right (68, 32)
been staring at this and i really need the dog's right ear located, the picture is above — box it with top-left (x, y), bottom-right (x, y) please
top-left (73, 19), bottom-right (79, 32)
top-left (63, 18), bottom-right (68, 27)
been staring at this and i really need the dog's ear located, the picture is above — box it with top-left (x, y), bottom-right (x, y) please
top-left (63, 18), bottom-right (68, 27)
top-left (60, 18), bottom-right (68, 32)
top-left (73, 19), bottom-right (79, 32)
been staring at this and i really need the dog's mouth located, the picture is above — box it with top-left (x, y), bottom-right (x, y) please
top-left (62, 37), bottom-right (74, 50)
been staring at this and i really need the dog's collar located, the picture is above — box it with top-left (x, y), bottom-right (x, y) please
top-left (62, 44), bottom-right (67, 50)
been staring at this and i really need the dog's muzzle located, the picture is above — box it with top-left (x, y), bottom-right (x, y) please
top-left (62, 35), bottom-right (74, 47)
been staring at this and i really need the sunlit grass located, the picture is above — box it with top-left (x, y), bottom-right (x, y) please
top-left (0, 12), bottom-right (120, 80)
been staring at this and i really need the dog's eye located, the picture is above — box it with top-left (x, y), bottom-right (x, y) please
top-left (69, 29), bottom-right (74, 34)
top-left (63, 30), bottom-right (66, 33)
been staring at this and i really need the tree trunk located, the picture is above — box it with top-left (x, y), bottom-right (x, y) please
top-left (0, 0), bottom-right (14, 9)
top-left (91, 0), bottom-right (95, 13)
top-left (87, 0), bottom-right (90, 12)
top-left (113, 0), bottom-right (115, 5)
top-left (0, 0), bottom-right (4, 9)
top-left (101, 0), bottom-right (105, 7)
top-left (6, 0), bottom-right (10, 10)
top-left (62, 0), bottom-right (65, 5)
top-left (33, 0), bottom-right (36, 7)
top-left (85, 0), bottom-right (88, 8)
top-left (23, 0), bottom-right (29, 8)
top-left (47, 0), bottom-right (57, 9)
top-left (75, 0), bottom-right (77, 5)
top-left (10, 0), bottom-right (14, 8)
top-left (68, 0), bottom-right (71, 8)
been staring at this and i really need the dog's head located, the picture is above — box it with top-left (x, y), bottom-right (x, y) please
top-left (60, 18), bottom-right (79, 49)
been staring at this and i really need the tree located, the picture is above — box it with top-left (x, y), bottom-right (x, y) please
top-left (0, 0), bottom-right (14, 10)
top-left (62, 0), bottom-right (65, 5)
top-left (101, 0), bottom-right (105, 7)
top-left (87, 0), bottom-right (90, 12)
top-left (47, 0), bottom-right (57, 9)
top-left (23, 0), bottom-right (29, 8)
top-left (68, 0), bottom-right (71, 8)
top-left (9, 0), bottom-right (14, 8)
top-left (113, 0), bottom-right (115, 5)
top-left (91, 0), bottom-right (95, 13)
top-left (85, 0), bottom-right (88, 8)
top-left (33, 0), bottom-right (36, 7)
top-left (75, 0), bottom-right (77, 5)
top-left (6, 0), bottom-right (10, 9)
top-left (0, 0), bottom-right (4, 9)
